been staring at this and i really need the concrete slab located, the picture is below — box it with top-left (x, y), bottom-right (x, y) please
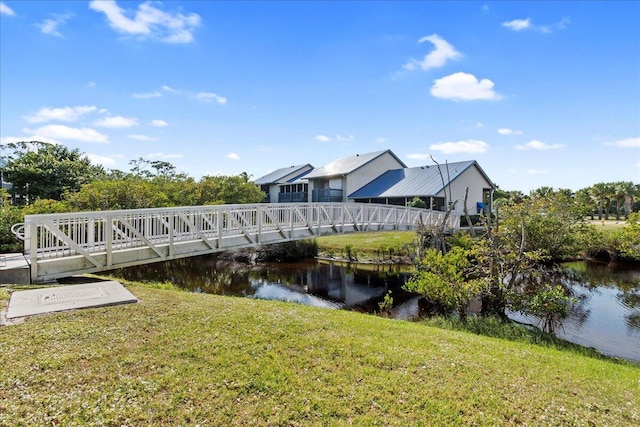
top-left (0, 253), bottom-right (30, 285)
top-left (5, 281), bottom-right (137, 319)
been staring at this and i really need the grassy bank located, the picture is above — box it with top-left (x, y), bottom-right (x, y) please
top-left (316, 231), bottom-right (416, 262)
top-left (1, 281), bottom-right (638, 426)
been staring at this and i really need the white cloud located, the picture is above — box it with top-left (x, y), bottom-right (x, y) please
top-left (315, 135), bottom-right (331, 142)
top-left (24, 125), bottom-right (109, 143)
top-left (195, 92), bottom-right (227, 104)
top-left (226, 152), bottom-right (241, 161)
top-left (87, 81), bottom-right (96, 88)
top-left (376, 137), bottom-right (387, 144)
top-left (0, 2), bottom-right (15, 16)
top-left (0, 136), bottom-right (22, 145)
top-left (36, 13), bottom-right (73, 37)
top-left (128, 134), bottom-right (157, 141)
top-left (89, 0), bottom-right (201, 44)
top-left (431, 72), bottom-right (502, 101)
top-left (503, 17), bottom-right (563, 33)
top-left (133, 91), bottom-right (162, 99)
top-left (150, 119), bottom-right (168, 127)
top-left (502, 18), bottom-right (531, 31)
top-left (515, 140), bottom-right (564, 150)
top-left (605, 137), bottom-right (640, 148)
top-left (476, 122), bottom-right (484, 128)
top-left (162, 85), bottom-right (179, 93)
top-left (403, 34), bottom-right (462, 71)
top-left (429, 140), bottom-right (489, 154)
top-left (557, 17), bottom-right (571, 30)
top-left (94, 116), bottom-right (139, 128)
top-left (24, 105), bottom-right (97, 123)
top-left (258, 145), bottom-right (272, 152)
top-left (1, 136), bottom-right (57, 145)
top-left (87, 153), bottom-right (117, 166)
top-left (497, 128), bottom-right (523, 135)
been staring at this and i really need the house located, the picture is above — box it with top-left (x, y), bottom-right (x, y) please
top-left (253, 151), bottom-right (495, 217)
top-left (253, 164), bottom-right (314, 203)
top-left (348, 160), bottom-right (495, 216)
top-left (303, 150), bottom-right (407, 202)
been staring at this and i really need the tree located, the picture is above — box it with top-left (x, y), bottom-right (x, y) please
top-left (589, 183), bottom-right (613, 220)
top-left (196, 174), bottom-right (265, 205)
top-left (404, 246), bottom-right (489, 318)
top-left (614, 212), bottom-right (640, 261)
top-left (472, 188), bottom-right (584, 317)
top-left (611, 181), bottom-right (637, 220)
top-left (575, 188), bottom-right (596, 219)
top-left (3, 141), bottom-right (105, 204)
top-left (65, 179), bottom-right (169, 211)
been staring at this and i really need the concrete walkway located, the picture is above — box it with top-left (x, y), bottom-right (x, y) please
top-left (4, 280), bottom-right (138, 320)
top-left (0, 253), bottom-right (30, 284)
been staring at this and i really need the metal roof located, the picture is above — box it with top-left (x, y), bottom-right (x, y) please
top-left (304, 149), bottom-right (406, 179)
top-left (253, 164), bottom-right (313, 185)
top-left (348, 160), bottom-right (492, 199)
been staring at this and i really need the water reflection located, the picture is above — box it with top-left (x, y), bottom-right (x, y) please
top-left (250, 281), bottom-right (341, 309)
top-left (110, 257), bottom-right (640, 362)
top-left (110, 255), bottom-right (410, 309)
top-left (509, 262), bottom-right (640, 362)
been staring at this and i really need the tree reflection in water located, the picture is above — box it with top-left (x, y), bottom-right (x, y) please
top-left (109, 256), bottom-right (640, 362)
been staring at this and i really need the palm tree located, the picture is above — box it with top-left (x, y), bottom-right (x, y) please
top-left (590, 183), bottom-right (611, 220)
top-left (625, 183), bottom-right (640, 217)
top-left (612, 181), bottom-right (638, 220)
top-left (576, 187), bottom-right (595, 220)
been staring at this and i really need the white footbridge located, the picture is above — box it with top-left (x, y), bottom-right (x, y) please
top-left (12, 203), bottom-right (458, 283)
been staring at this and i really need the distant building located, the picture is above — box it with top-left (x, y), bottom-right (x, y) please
top-left (304, 150), bottom-right (406, 202)
top-left (348, 160), bottom-right (494, 216)
top-left (253, 164), bottom-right (314, 203)
top-left (253, 150), bottom-right (495, 214)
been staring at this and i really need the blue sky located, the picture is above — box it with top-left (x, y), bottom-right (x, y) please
top-left (1, 1), bottom-right (638, 193)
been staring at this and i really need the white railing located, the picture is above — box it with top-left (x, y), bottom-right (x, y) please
top-left (19, 203), bottom-right (458, 282)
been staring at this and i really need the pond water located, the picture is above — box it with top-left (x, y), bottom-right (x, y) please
top-left (509, 262), bottom-right (640, 362)
top-left (110, 256), bottom-right (640, 362)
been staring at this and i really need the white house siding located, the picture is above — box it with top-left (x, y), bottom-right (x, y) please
top-left (345, 152), bottom-right (405, 202)
top-left (329, 178), bottom-right (343, 189)
top-left (268, 185), bottom-right (280, 203)
top-left (438, 165), bottom-right (491, 216)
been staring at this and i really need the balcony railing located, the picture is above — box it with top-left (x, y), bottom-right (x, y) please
top-left (278, 192), bottom-right (308, 203)
top-left (312, 188), bottom-right (343, 203)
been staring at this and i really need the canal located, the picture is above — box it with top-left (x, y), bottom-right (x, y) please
top-left (110, 256), bottom-right (640, 362)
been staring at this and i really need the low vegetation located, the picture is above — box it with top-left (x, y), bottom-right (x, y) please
top-left (1, 282), bottom-right (638, 425)
top-left (316, 231), bottom-right (415, 262)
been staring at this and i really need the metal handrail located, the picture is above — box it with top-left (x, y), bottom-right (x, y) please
top-left (11, 222), bottom-right (25, 241)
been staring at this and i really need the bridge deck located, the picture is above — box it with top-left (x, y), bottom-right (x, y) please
top-left (15, 203), bottom-right (458, 283)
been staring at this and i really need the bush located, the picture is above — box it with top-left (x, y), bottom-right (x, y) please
top-left (0, 205), bottom-right (23, 252)
top-left (256, 239), bottom-right (318, 262)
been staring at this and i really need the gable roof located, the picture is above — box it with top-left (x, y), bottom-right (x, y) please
top-left (304, 149), bottom-right (406, 179)
top-left (253, 164), bottom-right (313, 185)
top-left (348, 160), bottom-right (494, 199)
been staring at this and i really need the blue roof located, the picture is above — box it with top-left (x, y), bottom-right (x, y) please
top-left (253, 164), bottom-right (313, 185)
top-left (348, 161), bottom-right (491, 199)
top-left (304, 149), bottom-right (406, 179)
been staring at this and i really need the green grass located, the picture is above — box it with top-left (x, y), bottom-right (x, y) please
top-left (1, 281), bottom-right (638, 426)
top-left (317, 231), bottom-right (416, 261)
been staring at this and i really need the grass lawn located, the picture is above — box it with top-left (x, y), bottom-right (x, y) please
top-left (1, 282), bottom-right (638, 426)
top-left (316, 231), bottom-right (416, 261)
